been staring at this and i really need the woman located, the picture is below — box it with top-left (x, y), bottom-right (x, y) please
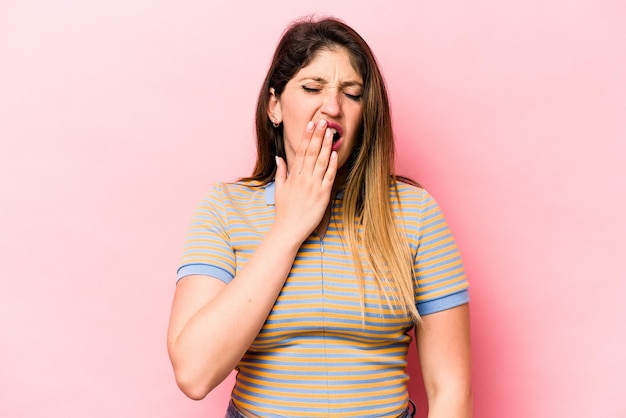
top-left (167, 17), bottom-right (472, 418)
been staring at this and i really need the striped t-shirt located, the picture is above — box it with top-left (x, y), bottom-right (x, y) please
top-left (177, 180), bottom-right (469, 417)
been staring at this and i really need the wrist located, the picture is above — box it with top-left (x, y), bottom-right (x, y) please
top-left (264, 222), bottom-right (306, 255)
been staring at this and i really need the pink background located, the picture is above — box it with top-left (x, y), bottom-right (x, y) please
top-left (1, 1), bottom-right (625, 417)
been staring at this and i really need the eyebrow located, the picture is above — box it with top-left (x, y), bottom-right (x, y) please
top-left (299, 77), bottom-right (363, 87)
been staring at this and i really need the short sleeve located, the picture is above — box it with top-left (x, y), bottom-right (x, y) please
top-left (412, 189), bottom-right (469, 315)
top-left (176, 183), bottom-right (236, 284)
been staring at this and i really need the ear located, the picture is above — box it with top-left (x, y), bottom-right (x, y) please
top-left (267, 87), bottom-right (282, 125)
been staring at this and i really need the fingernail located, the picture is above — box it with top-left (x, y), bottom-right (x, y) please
top-left (318, 119), bottom-right (327, 128)
top-left (325, 128), bottom-right (332, 139)
top-left (275, 156), bottom-right (279, 166)
top-left (306, 121), bottom-right (314, 131)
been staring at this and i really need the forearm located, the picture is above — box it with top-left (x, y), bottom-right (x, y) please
top-left (169, 225), bottom-right (302, 399)
top-left (417, 304), bottom-right (472, 418)
top-left (427, 389), bottom-right (472, 418)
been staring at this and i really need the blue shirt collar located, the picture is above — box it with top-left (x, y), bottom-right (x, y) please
top-left (265, 181), bottom-right (276, 205)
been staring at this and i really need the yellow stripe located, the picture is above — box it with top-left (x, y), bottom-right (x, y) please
top-left (416, 282), bottom-right (469, 301)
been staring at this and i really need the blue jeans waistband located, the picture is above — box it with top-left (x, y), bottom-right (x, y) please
top-left (225, 399), bottom-right (416, 418)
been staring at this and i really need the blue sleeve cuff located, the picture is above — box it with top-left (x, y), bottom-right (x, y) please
top-left (176, 264), bottom-right (234, 284)
top-left (417, 289), bottom-right (469, 315)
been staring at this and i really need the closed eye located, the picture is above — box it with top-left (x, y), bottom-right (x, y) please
top-left (302, 85), bottom-right (321, 93)
top-left (302, 85), bottom-right (361, 101)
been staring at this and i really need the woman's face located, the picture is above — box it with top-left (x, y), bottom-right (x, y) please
top-left (269, 47), bottom-right (364, 171)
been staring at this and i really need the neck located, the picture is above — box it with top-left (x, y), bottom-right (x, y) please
top-left (332, 168), bottom-right (349, 193)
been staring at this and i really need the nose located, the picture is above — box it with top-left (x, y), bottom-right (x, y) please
top-left (320, 90), bottom-right (341, 118)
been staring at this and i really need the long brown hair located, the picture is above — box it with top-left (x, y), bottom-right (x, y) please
top-left (242, 16), bottom-right (420, 323)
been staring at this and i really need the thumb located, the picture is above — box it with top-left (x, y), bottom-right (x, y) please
top-left (274, 155), bottom-right (287, 190)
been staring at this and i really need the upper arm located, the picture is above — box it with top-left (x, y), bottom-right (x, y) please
top-left (167, 275), bottom-right (227, 350)
top-left (416, 303), bottom-right (471, 397)
top-left (410, 188), bottom-right (469, 314)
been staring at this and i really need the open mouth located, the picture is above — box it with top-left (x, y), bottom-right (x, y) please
top-left (327, 122), bottom-right (343, 143)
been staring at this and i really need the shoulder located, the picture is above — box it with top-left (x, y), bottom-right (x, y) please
top-left (391, 179), bottom-right (449, 236)
top-left (195, 180), bottom-right (276, 224)
top-left (391, 179), bottom-right (427, 207)
top-left (191, 179), bottom-right (274, 227)
top-left (204, 179), bottom-right (270, 203)
top-left (210, 179), bottom-right (264, 193)
top-left (393, 179), bottom-right (447, 209)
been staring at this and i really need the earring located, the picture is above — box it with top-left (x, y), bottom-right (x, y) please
top-left (271, 114), bottom-right (280, 128)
